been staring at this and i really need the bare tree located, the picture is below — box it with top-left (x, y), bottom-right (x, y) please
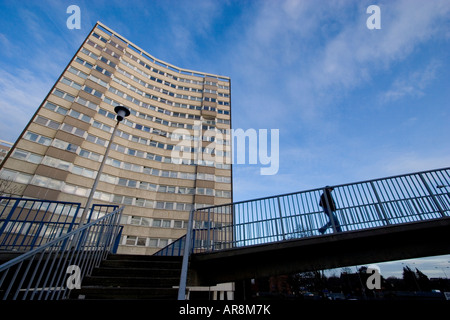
top-left (0, 177), bottom-right (21, 197)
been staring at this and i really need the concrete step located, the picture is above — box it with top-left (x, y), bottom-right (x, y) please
top-left (0, 251), bottom-right (25, 265)
top-left (82, 275), bottom-right (180, 288)
top-left (100, 255), bottom-right (182, 270)
top-left (72, 254), bottom-right (182, 300)
top-left (106, 254), bottom-right (181, 261)
top-left (91, 267), bottom-right (180, 278)
top-left (73, 287), bottom-right (178, 300)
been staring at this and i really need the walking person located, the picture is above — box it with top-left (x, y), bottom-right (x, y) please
top-left (318, 186), bottom-right (341, 234)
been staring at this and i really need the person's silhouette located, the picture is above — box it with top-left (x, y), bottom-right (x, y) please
top-left (318, 186), bottom-right (341, 234)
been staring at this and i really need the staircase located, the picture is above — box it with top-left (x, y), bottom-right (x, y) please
top-left (71, 254), bottom-right (182, 300)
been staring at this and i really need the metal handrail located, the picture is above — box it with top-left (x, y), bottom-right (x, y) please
top-left (0, 204), bottom-right (123, 300)
top-left (173, 167), bottom-right (450, 299)
top-left (0, 197), bottom-right (81, 251)
top-left (191, 167), bottom-right (450, 252)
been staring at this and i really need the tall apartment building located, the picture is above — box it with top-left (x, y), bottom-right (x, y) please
top-left (0, 22), bottom-right (232, 255)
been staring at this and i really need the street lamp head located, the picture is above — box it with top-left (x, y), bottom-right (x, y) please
top-left (114, 105), bottom-right (130, 122)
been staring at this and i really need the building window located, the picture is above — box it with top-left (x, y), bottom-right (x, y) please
top-left (34, 115), bottom-right (61, 129)
top-left (125, 236), bottom-right (146, 246)
top-left (52, 139), bottom-right (78, 153)
top-left (75, 57), bottom-right (93, 69)
top-left (130, 216), bottom-right (151, 227)
top-left (60, 77), bottom-right (82, 90)
top-left (67, 66), bottom-right (88, 79)
top-left (0, 169), bottom-right (32, 184)
top-left (53, 89), bottom-right (75, 102)
top-left (24, 132), bottom-right (52, 146)
top-left (83, 85), bottom-right (103, 98)
top-left (44, 102), bottom-right (68, 115)
top-left (42, 156), bottom-right (71, 171)
top-left (11, 149), bottom-right (43, 164)
top-left (174, 220), bottom-right (187, 229)
top-left (80, 47), bottom-right (99, 60)
top-left (31, 175), bottom-right (63, 190)
top-left (79, 149), bottom-right (101, 161)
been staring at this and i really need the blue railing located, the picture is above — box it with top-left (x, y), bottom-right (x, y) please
top-left (160, 168), bottom-right (450, 259)
top-left (189, 167), bottom-right (450, 253)
top-left (0, 204), bottom-right (123, 300)
top-left (154, 167), bottom-right (450, 299)
top-left (0, 198), bottom-right (119, 252)
top-left (154, 234), bottom-right (186, 257)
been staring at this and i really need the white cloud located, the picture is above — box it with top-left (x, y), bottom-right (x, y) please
top-left (312, 0), bottom-right (449, 89)
top-left (0, 33), bottom-right (16, 57)
top-left (226, 0), bottom-right (450, 131)
top-left (381, 60), bottom-right (441, 102)
top-left (0, 68), bottom-right (52, 142)
top-left (379, 152), bottom-right (450, 176)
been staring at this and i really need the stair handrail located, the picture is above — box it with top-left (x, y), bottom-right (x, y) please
top-left (177, 209), bottom-right (194, 300)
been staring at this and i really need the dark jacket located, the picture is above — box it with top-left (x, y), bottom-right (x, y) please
top-left (319, 189), bottom-right (336, 211)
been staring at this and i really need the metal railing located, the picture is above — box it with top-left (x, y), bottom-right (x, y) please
top-left (191, 167), bottom-right (450, 253)
top-left (0, 198), bottom-right (81, 251)
top-left (172, 167), bottom-right (450, 299)
top-left (154, 234), bottom-right (186, 257)
top-left (0, 204), bottom-right (123, 300)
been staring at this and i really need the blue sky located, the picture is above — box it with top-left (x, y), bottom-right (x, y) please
top-left (0, 0), bottom-right (449, 278)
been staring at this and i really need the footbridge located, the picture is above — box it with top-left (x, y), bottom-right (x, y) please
top-left (155, 167), bottom-right (450, 299)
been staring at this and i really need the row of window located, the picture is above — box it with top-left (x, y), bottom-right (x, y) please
top-left (104, 156), bottom-right (232, 180)
top-left (1, 165), bottom-right (232, 216)
top-left (115, 63), bottom-right (230, 105)
top-left (90, 29), bottom-right (230, 87)
top-left (0, 169), bottom-right (89, 197)
top-left (12, 149), bottom-right (231, 198)
top-left (36, 113), bottom-right (230, 168)
top-left (95, 190), bottom-right (196, 210)
top-left (26, 116), bottom-right (232, 170)
top-left (11, 147), bottom-right (231, 188)
top-left (123, 235), bottom-right (224, 250)
top-left (120, 49), bottom-right (230, 90)
top-left (73, 100), bottom-right (232, 155)
top-left (67, 62), bottom-right (230, 117)
top-left (123, 235), bottom-right (170, 248)
top-left (53, 80), bottom-right (230, 142)
top-left (117, 59), bottom-right (230, 106)
top-left (121, 215), bottom-right (187, 229)
top-left (44, 98), bottom-right (230, 155)
top-left (100, 173), bottom-right (231, 198)
top-left (116, 66), bottom-right (202, 96)
top-left (1, 167), bottom-right (201, 211)
top-left (76, 46), bottom-right (231, 111)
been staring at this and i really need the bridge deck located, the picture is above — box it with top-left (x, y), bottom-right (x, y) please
top-left (189, 217), bottom-right (450, 285)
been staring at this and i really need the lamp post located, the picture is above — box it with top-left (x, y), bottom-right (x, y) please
top-left (78, 105), bottom-right (130, 226)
